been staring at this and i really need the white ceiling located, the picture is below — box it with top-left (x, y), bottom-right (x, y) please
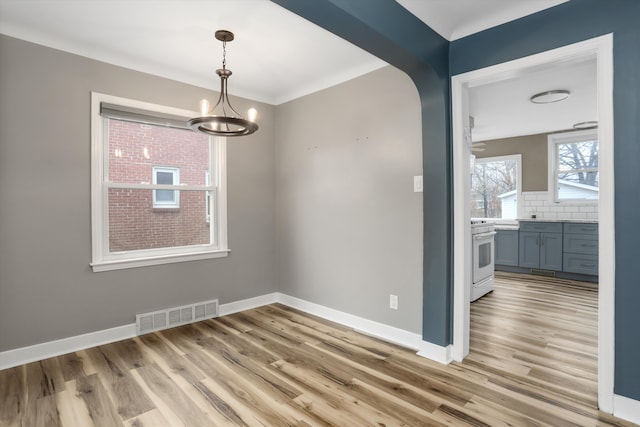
top-left (0, 0), bottom-right (591, 140)
top-left (396, 0), bottom-right (568, 41)
top-left (470, 57), bottom-right (597, 142)
top-left (0, 0), bottom-right (387, 105)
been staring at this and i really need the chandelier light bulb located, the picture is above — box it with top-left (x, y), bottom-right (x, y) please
top-left (248, 108), bottom-right (257, 122)
top-left (199, 99), bottom-right (210, 115)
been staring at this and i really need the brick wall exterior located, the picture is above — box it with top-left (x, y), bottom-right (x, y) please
top-left (107, 119), bottom-right (211, 252)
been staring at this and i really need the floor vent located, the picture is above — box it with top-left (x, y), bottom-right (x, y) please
top-left (530, 269), bottom-right (556, 277)
top-left (136, 299), bottom-right (218, 335)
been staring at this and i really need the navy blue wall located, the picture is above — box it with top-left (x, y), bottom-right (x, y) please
top-left (273, 0), bottom-right (640, 401)
top-left (450, 0), bottom-right (640, 402)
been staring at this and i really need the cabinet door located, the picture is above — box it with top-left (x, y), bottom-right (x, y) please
top-left (540, 232), bottom-right (563, 271)
top-left (495, 230), bottom-right (519, 266)
top-left (518, 232), bottom-right (540, 268)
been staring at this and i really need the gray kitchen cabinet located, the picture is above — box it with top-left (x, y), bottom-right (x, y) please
top-left (495, 229), bottom-right (519, 266)
top-left (518, 222), bottom-right (563, 271)
top-left (539, 232), bottom-right (563, 270)
top-left (563, 223), bottom-right (598, 276)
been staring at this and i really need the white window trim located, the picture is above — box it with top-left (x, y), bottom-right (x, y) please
top-left (547, 129), bottom-right (599, 204)
top-left (90, 92), bottom-right (229, 272)
top-left (152, 166), bottom-right (180, 208)
top-left (472, 154), bottom-right (522, 225)
top-left (205, 170), bottom-right (211, 223)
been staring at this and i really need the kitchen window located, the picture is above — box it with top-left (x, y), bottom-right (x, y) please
top-left (471, 154), bottom-right (521, 221)
top-left (90, 92), bottom-right (228, 272)
top-left (548, 129), bottom-right (599, 203)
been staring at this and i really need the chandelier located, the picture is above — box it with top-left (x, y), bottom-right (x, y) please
top-left (188, 30), bottom-right (258, 137)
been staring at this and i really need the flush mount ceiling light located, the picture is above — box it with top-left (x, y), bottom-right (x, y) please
top-left (188, 30), bottom-right (258, 137)
top-left (573, 121), bottom-right (599, 130)
top-left (529, 89), bottom-right (570, 104)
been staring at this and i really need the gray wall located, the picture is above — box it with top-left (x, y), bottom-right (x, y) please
top-left (476, 133), bottom-right (548, 192)
top-left (276, 66), bottom-right (423, 333)
top-left (0, 35), bottom-right (277, 352)
top-left (273, 0), bottom-right (452, 346)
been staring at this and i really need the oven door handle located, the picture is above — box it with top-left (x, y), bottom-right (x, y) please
top-left (473, 231), bottom-right (497, 240)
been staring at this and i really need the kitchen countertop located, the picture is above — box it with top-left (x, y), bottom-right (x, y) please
top-left (494, 218), bottom-right (598, 231)
top-left (517, 218), bottom-right (598, 224)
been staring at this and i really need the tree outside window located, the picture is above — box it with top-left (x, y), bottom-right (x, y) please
top-left (471, 155), bottom-right (520, 220)
top-left (549, 130), bottom-right (599, 202)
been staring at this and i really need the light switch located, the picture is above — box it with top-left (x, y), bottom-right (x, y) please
top-left (390, 294), bottom-right (398, 310)
top-left (413, 176), bottom-right (423, 192)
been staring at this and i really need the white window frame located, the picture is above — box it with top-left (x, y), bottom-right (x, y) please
top-left (205, 170), bottom-right (211, 223)
top-left (548, 129), bottom-right (599, 204)
top-left (152, 166), bottom-right (180, 208)
top-left (472, 154), bottom-right (522, 224)
top-left (90, 92), bottom-right (228, 272)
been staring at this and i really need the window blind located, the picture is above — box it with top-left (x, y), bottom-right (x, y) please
top-left (100, 102), bottom-right (190, 129)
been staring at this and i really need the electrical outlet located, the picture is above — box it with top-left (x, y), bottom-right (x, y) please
top-left (413, 176), bottom-right (423, 192)
top-left (390, 294), bottom-right (398, 310)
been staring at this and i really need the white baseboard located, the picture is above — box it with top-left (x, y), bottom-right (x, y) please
top-left (0, 293), bottom-right (278, 371)
top-left (0, 291), bottom-right (451, 370)
top-left (218, 292), bottom-right (278, 316)
top-left (417, 340), bottom-right (453, 364)
top-left (0, 323), bottom-right (137, 371)
top-left (614, 394), bottom-right (640, 424)
top-left (276, 293), bottom-right (452, 364)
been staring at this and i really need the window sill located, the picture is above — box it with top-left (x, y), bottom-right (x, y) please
top-left (91, 249), bottom-right (230, 272)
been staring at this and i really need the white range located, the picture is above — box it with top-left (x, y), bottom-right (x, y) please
top-left (471, 220), bottom-right (496, 302)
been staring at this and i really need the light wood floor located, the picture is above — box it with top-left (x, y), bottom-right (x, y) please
top-left (1, 272), bottom-right (637, 426)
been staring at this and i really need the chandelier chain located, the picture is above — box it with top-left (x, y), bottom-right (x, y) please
top-left (222, 40), bottom-right (227, 69)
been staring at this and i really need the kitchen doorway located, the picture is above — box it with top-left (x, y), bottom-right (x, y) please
top-left (451, 34), bottom-right (614, 412)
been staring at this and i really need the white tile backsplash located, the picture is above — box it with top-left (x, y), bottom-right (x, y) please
top-left (580, 205), bottom-right (597, 213)
top-left (522, 191), bottom-right (598, 220)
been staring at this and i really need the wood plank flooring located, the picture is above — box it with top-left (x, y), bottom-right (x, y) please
top-left (1, 272), bottom-right (637, 426)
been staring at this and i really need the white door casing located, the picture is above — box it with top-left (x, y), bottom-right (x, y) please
top-left (451, 34), bottom-right (614, 412)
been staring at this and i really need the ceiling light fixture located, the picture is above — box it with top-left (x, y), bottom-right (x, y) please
top-left (188, 30), bottom-right (258, 137)
top-left (573, 121), bottom-right (598, 130)
top-left (529, 89), bottom-right (570, 104)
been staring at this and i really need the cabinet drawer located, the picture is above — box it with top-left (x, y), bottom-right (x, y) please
top-left (564, 223), bottom-right (598, 236)
top-left (564, 233), bottom-right (598, 255)
top-left (563, 253), bottom-right (598, 275)
top-left (519, 222), bottom-right (562, 233)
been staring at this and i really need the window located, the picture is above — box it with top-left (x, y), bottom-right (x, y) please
top-left (91, 92), bottom-right (228, 272)
top-left (153, 167), bottom-right (180, 208)
top-left (548, 130), bottom-right (599, 202)
top-left (471, 154), bottom-right (521, 221)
